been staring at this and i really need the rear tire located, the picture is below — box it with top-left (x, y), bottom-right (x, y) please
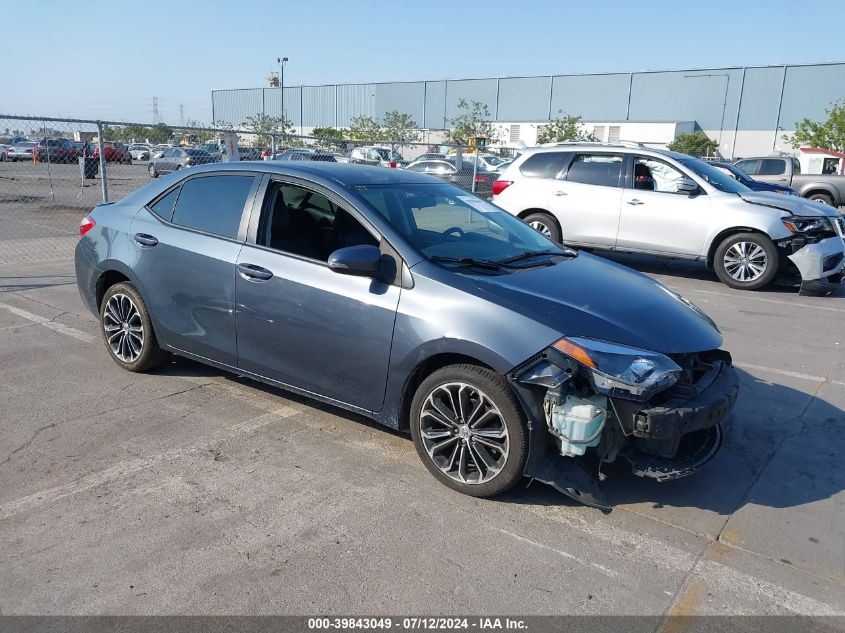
top-left (410, 364), bottom-right (528, 498)
top-left (523, 212), bottom-right (561, 243)
top-left (148, 163), bottom-right (158, 178)
top-left (808, 192), bottom-right (834, 206)
top-left (713, 232), bottom-right (779, 290)
top-left (100, 282), bottom-right (168, 372)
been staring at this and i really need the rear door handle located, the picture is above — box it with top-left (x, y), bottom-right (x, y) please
top-left (552, 190), bottom-right (567, 196)
top-left (626, 199), bottom-right (644, 206)
top-left (133, 233), bottom-right (158, 247)
top-left (237, 263), bottom-right (273, 281)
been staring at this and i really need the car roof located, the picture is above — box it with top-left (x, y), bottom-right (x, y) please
top-left (522, 143), bottom-right (691, 161)
top-left (184, 161), bottom-right (439, 186)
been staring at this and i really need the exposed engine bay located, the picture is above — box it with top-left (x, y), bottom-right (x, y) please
top-left (510, 339), bottom-right (740, 511)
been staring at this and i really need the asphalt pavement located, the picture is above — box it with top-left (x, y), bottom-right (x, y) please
top-left (0, 201), bottom-right (843, 621)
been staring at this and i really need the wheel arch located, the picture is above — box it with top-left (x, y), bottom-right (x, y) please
top-left (397, 352), bottom-right (496, 432)
top-left (706, 226), bottom-right (771, 268)
top-left (802, 187), bottom-right (836, 204)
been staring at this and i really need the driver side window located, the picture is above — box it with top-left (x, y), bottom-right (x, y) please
top-left (633, 157), bottom-right (686, 193)
top-left (259, 182), bottom-right (378, 262)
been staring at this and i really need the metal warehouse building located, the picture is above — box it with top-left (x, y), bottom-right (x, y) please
top-left (211, 62), bottom-right (845, 159)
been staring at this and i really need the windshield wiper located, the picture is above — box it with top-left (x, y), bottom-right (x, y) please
top-left (498, 248), bottom-right (575, 265)
top-left (428, 255), bottom-right (505, 270)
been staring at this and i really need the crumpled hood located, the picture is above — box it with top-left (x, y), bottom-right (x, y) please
top-left (738, 191), bottom-right (838, 217)
top-left (469, 253), bottom-right (723, 354)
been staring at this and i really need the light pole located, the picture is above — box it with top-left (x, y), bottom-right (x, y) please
top-left (277, 56), bottom-right (288, 132)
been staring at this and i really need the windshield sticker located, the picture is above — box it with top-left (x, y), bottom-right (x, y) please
top-left (457, 195), bottom-right (499, 214)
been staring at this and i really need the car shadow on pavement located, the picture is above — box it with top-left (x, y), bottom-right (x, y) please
top-left (156, 359), bottom-right (844, 516)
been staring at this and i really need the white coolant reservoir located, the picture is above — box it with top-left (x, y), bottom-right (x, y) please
top-left (551, 394), bottom-right (607, 457)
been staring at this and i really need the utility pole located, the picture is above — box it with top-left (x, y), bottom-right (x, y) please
top-left (277, 56), bottom-right (288, 131)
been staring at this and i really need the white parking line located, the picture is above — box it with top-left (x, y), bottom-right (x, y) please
top-left (678, 287), bottom-right (845, 314)
top-left (0, 302), bottom-right (95, 344)
top-left (735, 362), bottom-right (845, 387)
top-left (0, 405), bottom-right (299, 521)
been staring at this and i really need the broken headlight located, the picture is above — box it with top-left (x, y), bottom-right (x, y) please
top-left (553, 337), bottom-right (681, 400)
top-left (782, 216), bottom-right (836, 237)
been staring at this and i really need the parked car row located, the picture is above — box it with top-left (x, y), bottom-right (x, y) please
top-left (493, 143), bottom-right (844, 294)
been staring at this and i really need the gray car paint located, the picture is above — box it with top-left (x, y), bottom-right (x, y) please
top-left (75, 162), bottom-right (723, 434)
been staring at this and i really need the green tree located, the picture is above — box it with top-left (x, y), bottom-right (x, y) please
top-left (667, 132), bottom-right (718, 158)
top-left (241, 113), bottom-right (293, 147)
top-left (311, 127), bottom-right (345, 142)
top-left (381, 111), bottom-right (420, 147)
top-left (537, 113), bottom-right (597, 144)
top-left (787, 100), bottom-right (845, 152)
top-left (448, 99), bottom-right (499, 145)
top-left (146, 123), bottom-right (172, 144)
top-left (347, 115), bottom-right (383, 142)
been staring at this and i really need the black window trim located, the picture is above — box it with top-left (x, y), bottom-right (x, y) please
top-left (143, 171), bottom-right (261, 243)
top-left (243, 174), bottom-right (388, 269)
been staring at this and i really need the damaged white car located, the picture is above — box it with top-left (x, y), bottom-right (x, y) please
top-left (493, 145), bottom-right (845, 295)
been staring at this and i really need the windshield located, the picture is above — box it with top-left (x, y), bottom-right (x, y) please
top-left (357, 182), bottom-right (564, 268)
top-left (677, 157), bottom-right (750, 194)
top-left (483, 155), bottom-right (506, 166)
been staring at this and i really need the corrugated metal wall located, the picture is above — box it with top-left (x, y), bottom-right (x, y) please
top-left (211, 62), bottom-right (845, 134)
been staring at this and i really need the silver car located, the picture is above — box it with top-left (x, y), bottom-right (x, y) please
top-left (493, 143), bottom-right (845, 294)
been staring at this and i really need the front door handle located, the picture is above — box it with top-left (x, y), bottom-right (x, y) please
top-left (134, 233), bottom-right (158, 247)
top-left (626, 199), bottom-right (644, 206)
top-left (552, 190), bottom-right (567, 196)
top-left (237, 263), bottom-right (273, 281)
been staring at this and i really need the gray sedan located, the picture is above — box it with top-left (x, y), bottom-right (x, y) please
top-left (148, 147), bottom-right (216, 177)
top-left (74, 162), bottom-right (737, 509)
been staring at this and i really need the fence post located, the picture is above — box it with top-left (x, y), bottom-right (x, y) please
top-left (271, 134), bottom-right (276, 158)
top-left (96, 121), bottom-right (109, 203)
top-left (471, 148), bottom-right (478, 194)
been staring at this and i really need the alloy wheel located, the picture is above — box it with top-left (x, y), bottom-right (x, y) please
top-left (529, 220), bottom-right (552, 238)
top-left (723, 241), bottom-right (768, 282)
top-left (419, 382), bottom-right (509, 485)
top-left (103, 293), bottom-right (144, 362)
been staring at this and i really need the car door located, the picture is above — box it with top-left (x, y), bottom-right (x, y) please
top-left (550, 152), bottom-right (624, 248)
top-left (234, 177), bottom-right (400, 412)
top-left (616, 155), bottom-right (711, 256)
top-left (751, 158), bottom-right (789, 185)
top-left (129, 172), bottom-right (259, 366)
top-left (158, 148), bottom-right (174, 172)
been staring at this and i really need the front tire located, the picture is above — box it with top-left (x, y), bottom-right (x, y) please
top-left (410, 364), bottom-right (528, 498)
top-left (524, 212), bottom-right (561, 243)
top-left (100, 282), bottom-right (168, 372)
top-left (714, 232), bottom-right (779, 290)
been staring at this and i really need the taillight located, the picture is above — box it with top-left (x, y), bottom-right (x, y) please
top-left (389, 160), bottom-right (397, 168)
top-left (492, 179), bottom-right (513, 196)
top-left (79, 214), bottom-right (95, 237)
top-left (474, 174), bottom-right (486, 183)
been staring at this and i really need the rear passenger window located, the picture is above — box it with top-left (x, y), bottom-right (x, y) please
top-left (566, 154), bottom-right (623, 187)
top-left (758, 159), bottom-right (785, 176)
top-left (150, 187), bottom-right (180, 220)
top-left (171, 175), bottom-right (255, 239)
top-left (519, 152), bottom-right (571, 178)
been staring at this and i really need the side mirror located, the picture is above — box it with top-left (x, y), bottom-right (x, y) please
top-left (676, 177), bottom-right (700, 194)
top-left (328, 245), bottom-right (381, 277)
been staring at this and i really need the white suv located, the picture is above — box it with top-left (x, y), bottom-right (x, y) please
top-left (493, 143), bottom-right (845, 294)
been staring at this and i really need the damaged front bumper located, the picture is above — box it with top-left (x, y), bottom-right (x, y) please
top-left (509, 347), bottom-right (739, 512)
top-left (782, 235), bottom-right (845, 296)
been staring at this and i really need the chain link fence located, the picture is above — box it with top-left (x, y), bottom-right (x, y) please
top-left (0, 113), bottom-right (524, 266)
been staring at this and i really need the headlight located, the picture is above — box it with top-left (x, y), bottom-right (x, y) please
top-left (552, 337), bottom-right (681, 400)
top-left (782, 217), bottom-right (834, 234)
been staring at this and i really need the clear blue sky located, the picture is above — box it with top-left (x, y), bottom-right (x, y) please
top-left (1, 0), bottom-right (842, 124)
